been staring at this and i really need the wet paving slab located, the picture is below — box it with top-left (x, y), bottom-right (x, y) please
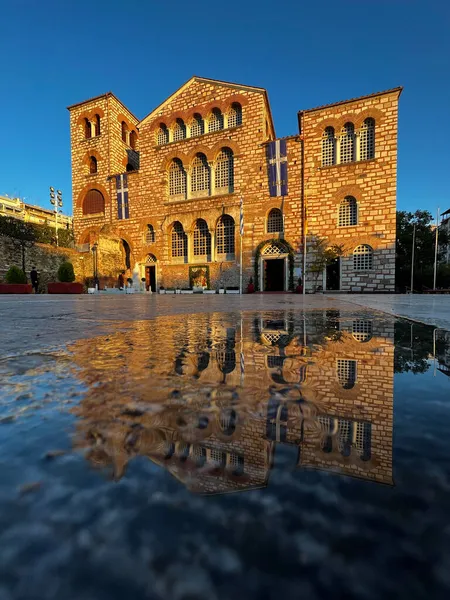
top-left (1, 301), bottom-right (450, 599)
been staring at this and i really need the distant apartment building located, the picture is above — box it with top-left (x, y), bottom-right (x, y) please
top-left (0, 195), bottom-right (73, 229)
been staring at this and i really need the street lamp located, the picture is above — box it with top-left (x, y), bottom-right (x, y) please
top-left (50, 187), bottom-right (63, 246)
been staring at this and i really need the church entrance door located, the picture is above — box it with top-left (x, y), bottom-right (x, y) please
top-left (145, 265), bottom-right (156, 292)
top-left (264, 259), bottom-right (285, 291)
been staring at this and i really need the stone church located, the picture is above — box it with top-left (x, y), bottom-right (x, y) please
top-left (68, 76), bottom-right (401, 292)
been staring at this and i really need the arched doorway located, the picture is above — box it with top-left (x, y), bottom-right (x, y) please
top-left (145, 254), bottom-right (157, 292)
top-left (260, 241), bottom-right (289, 291)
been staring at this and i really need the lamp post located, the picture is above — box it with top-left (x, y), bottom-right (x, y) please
top-left (50, 187), bottom-right (63, 246)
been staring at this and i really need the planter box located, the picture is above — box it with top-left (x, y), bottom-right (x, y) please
top-left (0, 284), bottom-right (32, 294)
top-left (204, 290), bottom-right (216, 294)
top-left (180, 290), bottom-right (194, 294)
top-left (159, 290), bottom-right (166, 294)
top-left (165, 290), bottom-right (175, 294)
top-left (48, 282), bottom-right (84, 294)
top-left (226, 290), bottom-right (240, 294)
top-left (219, 289), bottom-right (225, 294)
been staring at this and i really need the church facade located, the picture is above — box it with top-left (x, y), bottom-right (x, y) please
top-left (68, 77), bottom-right (401, 292)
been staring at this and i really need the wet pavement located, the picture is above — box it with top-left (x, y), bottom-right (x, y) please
top-left (1, 296), bottom-right (450, 599)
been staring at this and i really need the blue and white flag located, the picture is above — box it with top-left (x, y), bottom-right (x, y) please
top-left (116, 174), bottom-right (129, 220)
top-left (267, 140), bottom-right (288, 197)
top-left (240, 196), bottom-right (244, 236)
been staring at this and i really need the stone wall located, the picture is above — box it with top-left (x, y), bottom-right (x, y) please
top-left (0, 235), bottom-right (92, 292)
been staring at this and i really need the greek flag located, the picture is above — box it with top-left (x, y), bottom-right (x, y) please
top-left (239, 197), bottom-right (244, 236)
top-left (116, 174), bottom-right (129, 220)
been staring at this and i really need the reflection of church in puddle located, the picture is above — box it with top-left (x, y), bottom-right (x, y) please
top-left (71, 311), bottom-right (394, 494)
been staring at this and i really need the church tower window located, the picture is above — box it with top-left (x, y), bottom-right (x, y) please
top-left (89, 156), bottom-right (97, 174)
top-left (82, 189), bottom-right (105, 215)
top-left (340, 122), bottom-right (355, 163)
top-left (129, 130), bottom-right (137, 149)
top-left (359, 118), bottom-right (375, 160)
top-left (322, 126), bottom-right (335, 166)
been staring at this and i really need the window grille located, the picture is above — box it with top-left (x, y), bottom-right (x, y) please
top-left (210, 448), bottom-right (226, 466)
top-left (267, 209), bottom-right (284, 233)
top-left (229, 453), bottom-right (244, 474)
top-left (353, 245), bottom-right (373, 270)
top-left (171, 221), bottom-right (187, 258)
top-left (338, 196), bottom-right (357, 226)
top-left (261, 242), bottom-right (287, 256)
top-left (352, 320), bottom-right (372, 342)
top-left (190, 114), bottom-right (204, 137)
top-left (216, 347), bottom-right (236, 374)
top-left (338, 419), bottom-right (352, 455)
top-left (193, 219), bottom-right (211, 256)
top-left (322, 126), bottom-right (335, 166)
top-left (227, 103), bottom-right (242, 128)
top-left (192, 445), bottom-right (206, 466)
top-left (83, 189), bottom-right (104, 215)
top-left (190, 153), bottom-right (210, 195)
top-left (214, 148), bottom-right (234, 191)
top-left (218, 409), bottom-right (236, 435)
top-left (89, 156), bottom-right (97, 174)
top-left (337, 359), bottom-right (357, 389)
top-left (267, 355), bottom-right (285, 368)
top-left (157, 124), bottom-right (169, 145)
top-left (169, 159), bottom-right (187, 197)
top-left (173, 118), bottom-right (186, 142)
top-left (359, 118), bottom-right (375, 160)
top-left (208, 108), bottom-right (224, 132)
top-left (354, 421), bottom-right (371, 461)
top-left (145, 224), bottom-right (155, 244)
top-left (216, 215), bottom-right (235, 255)
top-left (340, 122), bottom-right (355, 163)
top-left (146, 254), bottom-right (157, 263)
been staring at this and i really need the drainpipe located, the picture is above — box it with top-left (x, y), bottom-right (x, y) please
top-left (298, 111), bottom-right (306, 295)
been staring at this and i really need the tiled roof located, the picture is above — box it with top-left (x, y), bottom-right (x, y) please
top-left (298, 87), bottom-right (403, 114)
top-left (67, 92), bottom-right (139, 121)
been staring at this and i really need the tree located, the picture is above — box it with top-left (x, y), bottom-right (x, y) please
top-left (307, 237), bottom-right (344, 292)
top-left (396, 210), bottom-right (448, 291)
top-left (0, 216), bottom-right (36, 278)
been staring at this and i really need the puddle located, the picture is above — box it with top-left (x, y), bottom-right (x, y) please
top-left (0, 309), bottom-right (450, 600)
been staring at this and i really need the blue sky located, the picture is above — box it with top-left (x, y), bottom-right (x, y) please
top-left (0, 0), bottom-right (448, 216)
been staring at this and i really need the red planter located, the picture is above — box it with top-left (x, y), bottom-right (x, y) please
top-left (0, 284), bottom-right (32, 294)
top-left (47, 282), bottom-right (85, 294)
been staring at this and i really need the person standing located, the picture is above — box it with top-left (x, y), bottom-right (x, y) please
top-left (30, 267), bottom-right (39, 294)
top-left (118, 271), bottom-right (125, 290)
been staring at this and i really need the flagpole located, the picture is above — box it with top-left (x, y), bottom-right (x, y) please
top-left (433, 207), bottom-right (440, 290)
top-left (239, 196), bottom-right (244, 295)
top-left (410, 223), bottom-right (416, 294)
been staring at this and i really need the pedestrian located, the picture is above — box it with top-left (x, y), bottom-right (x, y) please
top-left (118, 271), bottom-right (125, 290)
top-left (30, 266), bottom-right (39, 294)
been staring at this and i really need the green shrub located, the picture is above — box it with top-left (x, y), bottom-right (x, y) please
top-left (5, 266), bottom-right (27, 284)
top-left (57, 261), bottom-right (75, 283)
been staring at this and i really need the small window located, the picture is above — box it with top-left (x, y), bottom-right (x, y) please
top-left (337, 359), bottom-right (357, 389)
top-left (129, 130), bottom-right (137, 149)
top-left (352, 320), bottom-right (373, 342)
top-left (360, 118), bottom-right (375, 160)
top-left (89, 156), bottom-right (97, 174)
top-left (322, 126), bottom-right (335, 166)
top-left (214, 148), bottom-right (234, 192)
top-left (121, 121), bottom-right (128, 143)
top-left (190, 153), bottom-right (210, 195)
top-left (171, 221), bottom-right (187, 259)
top-left (229, 453), bottom-right (244, 475)
top-left (219, 409), bottom-right (237, 436)
top-left (216, 215), bottom-right (235, 256)
top-left (208, 108), bottom-right (224, 133)
top-left (340, 122), bottom-right (355, 163)
top-left (210, 449), bottom-right (226, 467)
top-left (94, 114), bottom-right (101, 136)
top-left (83, 189), bottom-right (105, 215)
top-left (168, 158), bottom-right (187, 198)
top-left (267, 208), bottom-right (283, 233)
top-left (353, 244), bottom-right (373, 270)
top-left (190, 113), bottom-right (204, 137)
top-left (227, 103), bottom-right (242, 128)
top-left (157, 124), bottom-right (169, 145)
top-left (338, 196), bottom-right (357, 227)
top-left (84, 118), bottom-right (92, 139)
top-left (193, 218), bottom-right (211, 257)
top-left (145, 224), bottom-right (155, 244)
top-left (173, 118), bottom-right (186, 142)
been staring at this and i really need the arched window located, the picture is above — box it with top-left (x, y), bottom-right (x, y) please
top-left (145, 224), bottom-right (155, 244)
top-left (214, 148), bottom-right (234, 192)
top-left (353, 244), bottom-right (373, 270)
top-left (84, 118), bottom-right (92, 139)
top-left (171, 221), bottom-right (187, 260)
top-left (168, 158), bottom-right (187, 198)
top-left (208, 108), bottom-right (224, 133)
top-left (157, 124), bottom-right (169, 145)
top-left (190, 113), bottom-right (204, 137)
top-left (340, 122), bottom-right (355, 163)
top-left (359, 117), bottom-right (375, 160)
top-left (227, 103), bottom-right (242, 128)
top-left (121, 121), bottom-right (128, 143)
top-left (193, 219), bottom-right (211, 257)
top-left (82, 189), bottom-right (105, 215)
top-left (173, 118), bottom-right (186, 142)
top-left (338, 196), bottom-right (357, 226)
top-left (129, 130), bottom-right (137, 149)
top-left (94, 114), bottom-right (101, 136)
top-left (267, 208), bottom-right (284, 233)
top-left (89, 156), bottom-right (97, 174)
top-left (216, 215), bottom-right (235, 256)
top-left (322, 126), bottom-right (335, 166)
top-left (337, 359), bottom-right (357, 389)
top-left (352, 320), bottom-right (373, 342)
top-left (190, 153), bottom-right (210, 196)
